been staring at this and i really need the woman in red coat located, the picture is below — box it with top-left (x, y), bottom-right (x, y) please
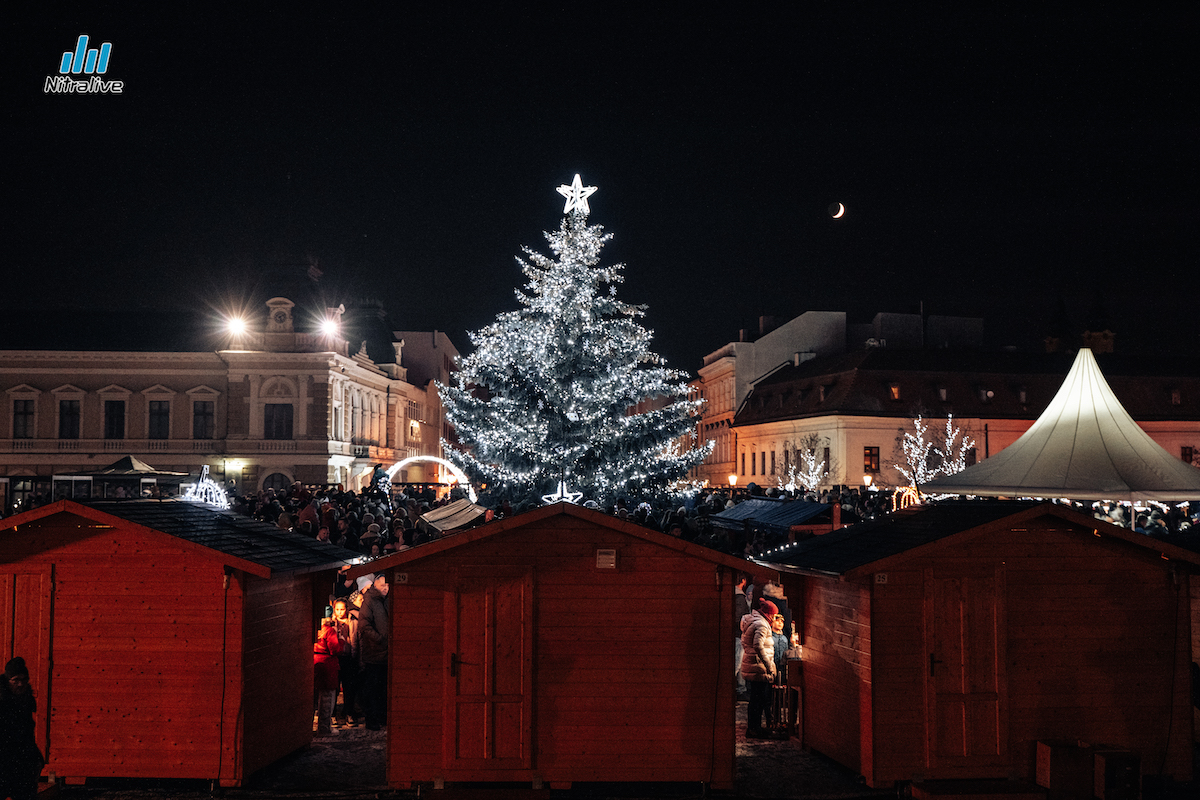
top-left (313, 620), bottom-right (343, 735)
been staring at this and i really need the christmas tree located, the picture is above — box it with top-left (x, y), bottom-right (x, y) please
top-left (439, 175), bottom-right (709, 504)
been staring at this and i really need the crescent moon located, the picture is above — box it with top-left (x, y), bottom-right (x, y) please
top-left (832, 203), bottom-right (845, 219)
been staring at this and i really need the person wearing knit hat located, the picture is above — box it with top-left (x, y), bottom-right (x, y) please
top-left (1, 654), bottom-right (44, 798)
top-left (739, 597), bottom-right (779, 738)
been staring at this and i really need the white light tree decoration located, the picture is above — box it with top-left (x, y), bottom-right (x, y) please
top-left (779, 433), bottom-right (829, 493)
top-left (892, 415), bottom-right (975, 501)
top-left (439, 175), bottom-right (710, 504)
top-left (184, 465), bottom-right (230, 509)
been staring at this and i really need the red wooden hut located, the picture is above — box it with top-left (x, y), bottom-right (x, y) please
top-left (348, 502), bottom-right (775, 791)
top-left (0, 499), bottom-right (352, 788)
top-left (759, 502), bottom-right (1198, 792)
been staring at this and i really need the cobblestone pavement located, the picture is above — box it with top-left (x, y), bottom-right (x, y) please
top-left (34, 706), bottom-right (1199, 800)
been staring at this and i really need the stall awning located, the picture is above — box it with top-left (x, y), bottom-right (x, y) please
top-left (924, 348), bottom-right (1200, 501)
top-left (709, 498), bottom-right (830, 534)
top-left (419, 498), bottom-right (489, 533)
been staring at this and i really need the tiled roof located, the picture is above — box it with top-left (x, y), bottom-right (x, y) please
top-left (79, 499), bottom-right (354, 576)
top-left (734, 349), bottom-right (1200, 425)
top-left (758, 501), bottom-right (1041, 576)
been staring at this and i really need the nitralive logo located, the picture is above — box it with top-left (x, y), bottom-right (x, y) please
top-left (44, 35), bottom-right (123, 94)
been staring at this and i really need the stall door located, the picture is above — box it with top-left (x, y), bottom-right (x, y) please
top-left (443, 565), bottom-right (533, 770)
top-left (1, 567), bottom-right (53, 765)
top-left (924, 566), bottom-right (1007, 774)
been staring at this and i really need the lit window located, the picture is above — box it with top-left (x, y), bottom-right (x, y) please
top-left (889, 383), bottom-right (901, 401)
top-left (864, 446), bottom-right (880, 473)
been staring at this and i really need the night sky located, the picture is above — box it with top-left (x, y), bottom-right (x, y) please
top-left (8, 8), bottom-right (1197, 372)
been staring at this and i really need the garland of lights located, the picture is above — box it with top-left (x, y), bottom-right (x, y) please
top-left (438, 175), bottom-right (711, 503)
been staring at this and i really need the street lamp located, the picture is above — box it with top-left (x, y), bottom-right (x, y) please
top-left (728, 473), bottom-right (737, 499)
top-left (863, 474), bottom-right (873, 489)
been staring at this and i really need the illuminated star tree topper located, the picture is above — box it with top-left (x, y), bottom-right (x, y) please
top-left (439, 174), bottom-right (711, 505)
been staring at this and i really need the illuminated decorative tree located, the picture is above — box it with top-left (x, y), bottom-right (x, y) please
top-left (779, 433), bottom-right (830, 493)
top-left (892, 415), bottom-right (975, 493)
top-left (439, 175), bottom-right (709, 504)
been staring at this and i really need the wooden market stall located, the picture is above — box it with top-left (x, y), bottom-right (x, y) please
top-left (759, 501), bottom-right (1198, 791)
top-left (0, 499), bottom-right (353, 787)
top-left (349, 502), bottom-right (775, 791)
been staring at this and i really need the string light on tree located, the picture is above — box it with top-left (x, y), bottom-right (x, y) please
top-left (439, 174), bottom-right (710, 504)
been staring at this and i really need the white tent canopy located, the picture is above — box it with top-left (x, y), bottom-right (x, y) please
top-left (923, 348), bottom-right (1200, 501)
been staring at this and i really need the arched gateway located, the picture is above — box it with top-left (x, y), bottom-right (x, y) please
top-left (386, 456), bottom-right (477, 503)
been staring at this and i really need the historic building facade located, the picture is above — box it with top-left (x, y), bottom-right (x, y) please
top-left (0, 298), bottom-right (457, 510)
top-left (689, 311), bottom-right (1200, 491)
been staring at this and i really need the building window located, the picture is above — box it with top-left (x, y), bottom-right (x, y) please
top-left (148, 400), bottom-right (171, 440)
top-left (193, 400), bottom-right (215, 439)
top-left (938, 387), bottom-right (948, 402)
top-left (741, 452), bottom-right (745, 476)
top-left (1018, 387), bottom-right (1028, 404)
top-left (889, 383), bottom-right (901, 401)
top-left (823, 447), bottom-right (831, 472)
top-left (58, 399), bottom-right (81, 439)
top-left (12, 400), bottom-right (34, 439)
top-left (967, 447), bottom-right (977, 466)
top-left (104, 400), bottom-right (125, 440)
top-left (1171, 389), bottom-right (1182, 406)
top-left (1184, 446), bottom-right (1196, 466)
top-left (761, 451), bottom-right (766, 476)
top-left (264, 403), bottom-right (294, 440)
top-left (864, 446), bottom-right (880, 473)
top-left (750, 450), bottom-right (756, 476)
top-left (770, 450), bottom-right (776, 475)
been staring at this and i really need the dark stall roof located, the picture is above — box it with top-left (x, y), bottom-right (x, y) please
top-left (1, 499), bottom-right (354, 578)
top-left (755, 501), bottom-right (1200, 579)
top-left (55, 455), bottom-right (189, 479)
top-left (349, 502), bottom-right (778, 582)
top-left (710, 498), bottom-right (829, 533)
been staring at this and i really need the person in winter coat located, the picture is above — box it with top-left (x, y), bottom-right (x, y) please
top-left (754, 580), bottom-right (793, 643)
top-left (740, 598), bottom-right (778, 738)
top-left (331, 598), bottom-right (360, 726)
top-left (358, 573), bottom-right (390, 730)
top-left (733, 574), bottom-right (751, 701)
top-left (1, 657), bottom-right (45, 800)
top-left (313, 619), bottom-right (344, 735)
top-left (766, 611), bottom-right (790, 729)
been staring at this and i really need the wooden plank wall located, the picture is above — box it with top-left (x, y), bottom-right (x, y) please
top-left (867, 522), bottom-right (1193, 787)
top-left (386, 516), bottom-right (735, 786)
top-left (1191, 573), bottom-right (1199, 743)
top-left (6, 515), bottom-right (237, 782)
top-left (798, 574), bottom-right (873, 783)
top-left (986, 524), bottom-right (1189, 783)
top-left (239, 572), bottom-right (314, 782)
top-left (867, 568), bottom-right (925, 785)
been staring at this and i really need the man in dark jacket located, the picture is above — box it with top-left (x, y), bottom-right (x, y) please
top-left (358, 573), bottom-right (390, 730)
top-left (1, 657), bottom-right (44, 800)
top-left (734, 574), bottom-right (750, 701)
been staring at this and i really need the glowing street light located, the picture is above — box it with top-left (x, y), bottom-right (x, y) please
top-left (320, 317), bottom-right (340, 337)
top-left (227, 317), bottom-right (247, 336)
